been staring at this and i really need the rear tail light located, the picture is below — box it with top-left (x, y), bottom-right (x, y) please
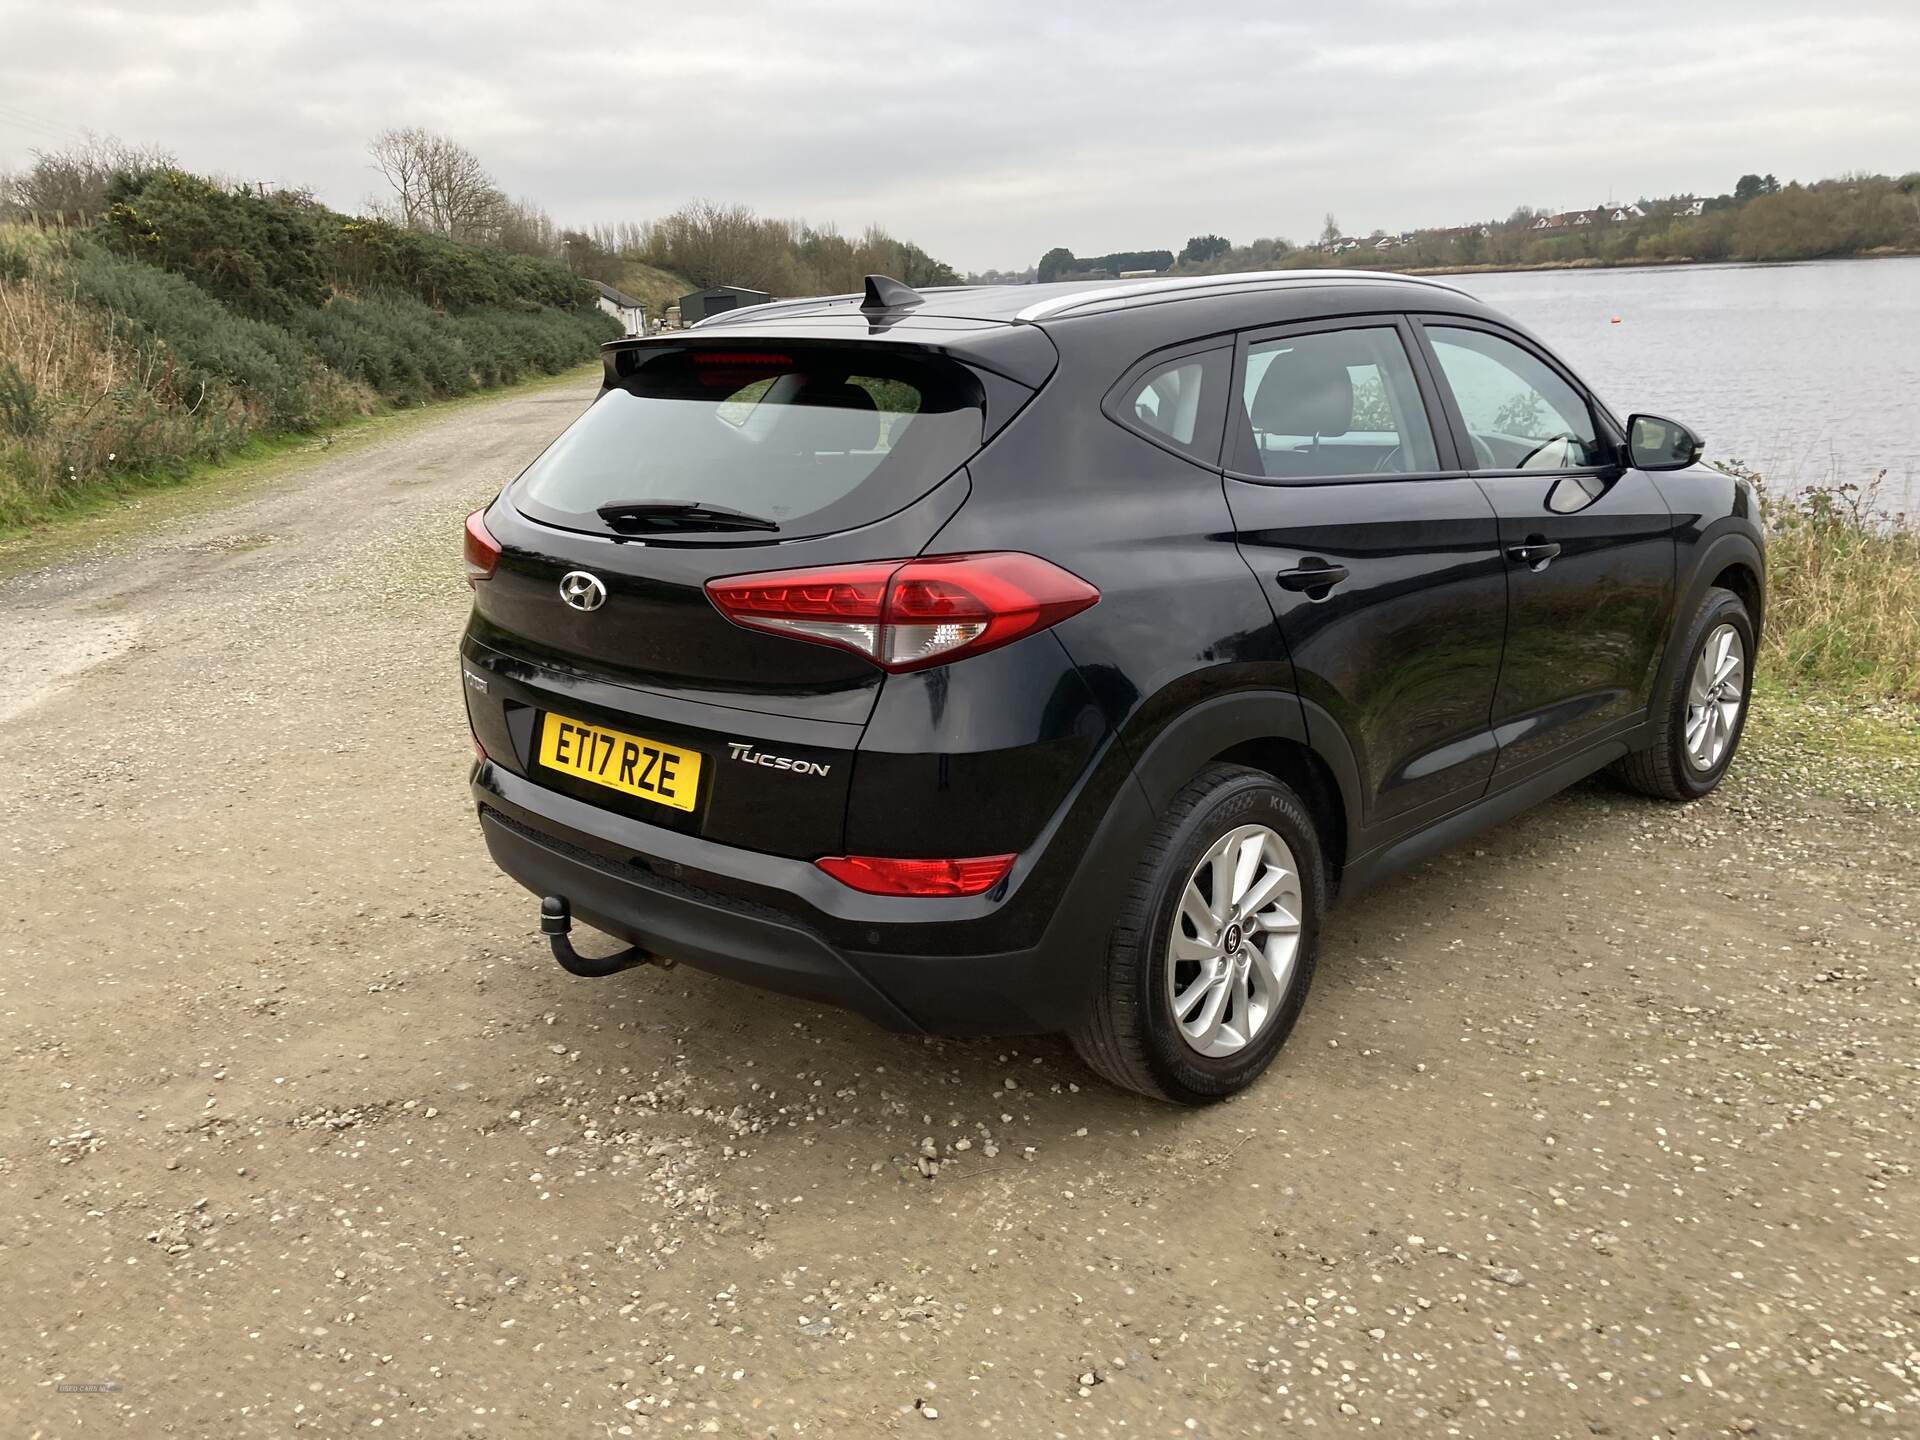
top-left (815, 853), bottom-right (1016, 897)
top-left (464, 509), bottom-right (501, 585)
top-left (706, 553), bottom-right (1098, 672)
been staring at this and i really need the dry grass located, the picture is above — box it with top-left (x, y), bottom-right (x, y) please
top-left (1730, 461), bottom-right (1920, 701)
top-left (0, 225), bottom-right (374, 527)
top-left (2, 270), bottom-right (205, 521)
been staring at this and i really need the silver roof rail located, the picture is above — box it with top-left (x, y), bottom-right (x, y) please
top-left (689, 283), bottom-right (993, 330)
top-left (1013, 269), bottom-right (1473, 323)
top-left (690, 291), bottom-right (861, 329)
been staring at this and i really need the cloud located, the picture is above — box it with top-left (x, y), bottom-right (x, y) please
top-left (1, 0), bottom-right (1915, 271)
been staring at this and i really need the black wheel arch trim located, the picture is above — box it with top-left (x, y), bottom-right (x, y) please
top-left (1653, 527), bottom-right (1765, 707)
top-left (1121, 687), bottom-right (1366, 875)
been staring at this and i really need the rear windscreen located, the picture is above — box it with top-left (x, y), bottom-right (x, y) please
top-left (512, 344), bottom-right (986, 539)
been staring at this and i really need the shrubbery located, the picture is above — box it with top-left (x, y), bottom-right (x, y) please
top-left (67, 239), bottom-right (336, 428)
top-left (101, 169), bottom-right (332, 322)
top-left (0, 166), bottom-right (617, 527)
top-left (1721, 461), bottom-right (1920, 701)
top-left (327, 216), bottom-right (591, 311)
top-left (291, 294), bottom-right (610, 403)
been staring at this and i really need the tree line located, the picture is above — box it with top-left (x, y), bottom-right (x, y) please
top-left (1018, 170), bottom-right (1920, 282)
top-left (2, 128), bottom-right (964, 303)
top-left (357, 129), bottom-right (960, 298)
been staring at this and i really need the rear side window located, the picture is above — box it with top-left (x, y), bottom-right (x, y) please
top-left (1234, 327), bottom-right (1440, 480)
top-left (1130, 359), bottom-right (1207, 446)
top-left (514, 345), bottom-right (985, 538)
top-left (1110, 347), bottom-right (1228, 463)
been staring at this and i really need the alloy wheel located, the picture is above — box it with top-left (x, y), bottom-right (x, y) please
top-left (1164, 824), bottom-right (1303, 1058)
top-left (1684, 622), bottom-right (1746, 772)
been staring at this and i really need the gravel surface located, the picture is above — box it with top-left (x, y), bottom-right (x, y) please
top-left (3, 376), bottom-right (1916, 1438)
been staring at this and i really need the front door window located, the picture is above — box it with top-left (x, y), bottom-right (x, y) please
top-left (1427, 327), bottom-right (1605, 471)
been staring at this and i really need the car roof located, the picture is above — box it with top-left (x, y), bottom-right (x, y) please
top-left (611, 269), bottom-right (1511, 389)
top-left (689, 269), bottom-right (1482, 330)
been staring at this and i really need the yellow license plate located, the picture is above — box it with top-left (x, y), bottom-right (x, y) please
top-left (537, 713), bottom-right (702, 812)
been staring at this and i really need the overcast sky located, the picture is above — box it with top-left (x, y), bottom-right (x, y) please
top-left (3, 0), bottom-right (1917, 272)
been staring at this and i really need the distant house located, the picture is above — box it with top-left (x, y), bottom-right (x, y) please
top-left (1610, 203), bottom-right (1647, 223)
top-left (1535, 208), bottom-right (1610, 231)
top-left (1680, 198), bottom-right (1706, 217)
top-left (588, 280), bottom-right (647, 336)
top-left (680, 285), bottom-right (772, 325)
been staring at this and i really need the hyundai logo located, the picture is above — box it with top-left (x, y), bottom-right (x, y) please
top-left (558, 571), bottom-right (607, 612)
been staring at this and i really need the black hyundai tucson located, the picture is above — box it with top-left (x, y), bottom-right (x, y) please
top-left (461, 269), bottom-right (1764, 1103)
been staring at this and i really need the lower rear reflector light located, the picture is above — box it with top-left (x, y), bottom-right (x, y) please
top-left (815, 853), bottom-right (1016, 897)
top-left (706, 553), bottom-right (1098, 672)
top-left (464, 508), bottom-right (501, 586)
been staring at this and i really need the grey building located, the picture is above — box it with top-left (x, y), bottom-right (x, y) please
top-left (679, 285), bottom-right (772, 325)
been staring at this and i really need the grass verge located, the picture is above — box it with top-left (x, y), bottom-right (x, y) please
top-left (1727, 462), bottom-right (1920, 702)
top-left (0, 362), bottom-right (596, 575)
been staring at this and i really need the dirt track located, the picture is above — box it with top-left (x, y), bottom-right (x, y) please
top-left (3, 374), bottom-right (1917, 1438)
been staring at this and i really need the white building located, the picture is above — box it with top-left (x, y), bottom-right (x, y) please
top-left (589, 281), bottom-right (647, 336)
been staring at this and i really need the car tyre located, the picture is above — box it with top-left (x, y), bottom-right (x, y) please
top-left (1612, 585), bottom-right (1754, 802)
top-left (1071, 764), bottom-right (1324, 1104)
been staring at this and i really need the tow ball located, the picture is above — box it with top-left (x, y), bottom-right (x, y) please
top-left (539, 896), bottom-right (673, 978)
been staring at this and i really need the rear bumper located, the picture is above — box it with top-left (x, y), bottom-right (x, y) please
top-left (473, 761), bottom-right (1148, 1035)
top-left (480, 803), bottom-right (920, 1028)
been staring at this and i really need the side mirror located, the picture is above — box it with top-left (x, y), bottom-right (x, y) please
top-left (1626, 413), bottom-right (1703, 471)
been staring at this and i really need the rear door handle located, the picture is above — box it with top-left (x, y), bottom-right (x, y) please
top-left (1506, 539), bottom-right (1562, 570)
top-left (1275, 560), bottom-right (1351, 595)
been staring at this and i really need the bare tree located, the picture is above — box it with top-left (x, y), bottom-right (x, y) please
top-left (368, 128), bottom-right (504, 242)
top-left (495, 196), bottom-right (559, 258)
top-left (1, 132), bottom-right (173, 222)
top-left (645, 199), bottom-right (767, 289)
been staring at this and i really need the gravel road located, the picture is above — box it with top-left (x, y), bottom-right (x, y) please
top-left (3, 374), bottom-right (1916, 1438)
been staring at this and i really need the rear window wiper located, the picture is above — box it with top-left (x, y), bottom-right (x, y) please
top-left (595, 500), bottom-right (779, 534)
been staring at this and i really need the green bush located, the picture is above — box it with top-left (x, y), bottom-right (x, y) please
top-left (65, 239), bottom-right (337, 429)
top-left (100, 169), bottom-right (330, 323)
top-left (295, 292), bottom-right (613, 403)
top-left (296, 293), bottom-right (471, 403)
top-left (3, 165), bottom-right (613, 530)
top-left (323, 215), bottom-right (593, 311)
top-left (450, 306), bottom-right (616, 384)
top-left (93, 169), bottom-right (596, 321)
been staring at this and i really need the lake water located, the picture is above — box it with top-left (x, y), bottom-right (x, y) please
top-left (1449, 257), bottom-right (1920, 512)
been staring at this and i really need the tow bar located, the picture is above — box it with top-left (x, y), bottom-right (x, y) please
top-left (539, 896), bottom-right (674, 978)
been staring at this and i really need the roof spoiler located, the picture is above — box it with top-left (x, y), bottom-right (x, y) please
top-left (861, 274), bottom-right (924, 314)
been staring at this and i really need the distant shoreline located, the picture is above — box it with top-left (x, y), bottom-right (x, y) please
top-left (1396, 247), bottom-right (1920, 279)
